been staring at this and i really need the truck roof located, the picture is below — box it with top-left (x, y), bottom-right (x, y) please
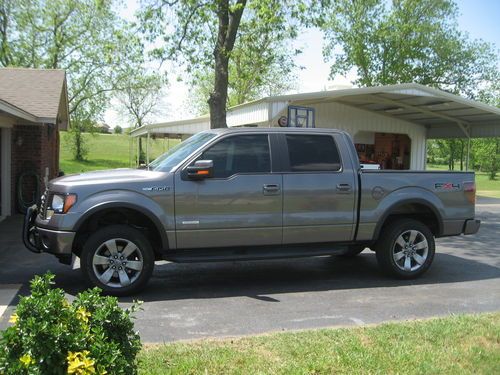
top-left (206, 127), bottom-right (349, 136)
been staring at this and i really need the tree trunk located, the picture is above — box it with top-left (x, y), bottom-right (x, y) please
top-left (138, 138), bottom-right (145, 164)
top-left (449, 140), bottom-right (454, 170)
top-left (207, 0), bottom-right (246, 129)
top-left (459, 139), bottom-right (464, 171)
top-left (208, 53), bottom-right (230, 129)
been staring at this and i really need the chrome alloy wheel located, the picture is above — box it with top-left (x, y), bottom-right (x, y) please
top-left (92, 238), bottom-right (143, 288)
top-left (392, 230), bottom-right (429, 272)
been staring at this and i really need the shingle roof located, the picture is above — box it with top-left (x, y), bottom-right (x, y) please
top-left (0, 68), bottom-right (66, 120)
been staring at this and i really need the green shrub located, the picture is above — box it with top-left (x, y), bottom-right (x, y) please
top-left (0, 273), bottom-right (142, 374)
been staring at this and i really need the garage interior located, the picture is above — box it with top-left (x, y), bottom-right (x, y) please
top-left (354, 131), bottom-right (411, 169)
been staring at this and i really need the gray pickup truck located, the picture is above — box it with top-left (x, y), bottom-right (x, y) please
top-left (23, 128), bottom-right (480, 295)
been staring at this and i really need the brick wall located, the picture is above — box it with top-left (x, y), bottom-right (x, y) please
top-left (11, 123), bottom-right (59, 213)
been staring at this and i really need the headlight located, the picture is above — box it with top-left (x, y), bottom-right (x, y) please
top-left (48, 194), bottom-right (77, 215)
top-left (51, 195), bottom-right (65, 213)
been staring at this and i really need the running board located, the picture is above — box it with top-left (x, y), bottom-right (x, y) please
top-left (164, 244), bottom-right (349, 263)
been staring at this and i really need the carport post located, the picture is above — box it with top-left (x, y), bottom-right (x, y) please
top-left (136, 136), bottom-right (140, 167)
top-left (146, 131), bottom-right (150, 169)
top-left (456, 121), bottom-right (471, 171)
top-left (466, 136), bottom-right (471, 171)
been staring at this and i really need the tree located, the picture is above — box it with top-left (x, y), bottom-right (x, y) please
top-left (0, 0), bottom-right (146, 160)
top-left (186, 23), bottom-right (300, 115)
top-left (474, 138), bottom-right (500, 180)
top-left (114, 125), bottom-right (123, 134)
top-left (115, 71), bottom-right (165, 163)
top-left (140, 0), bottom-right (309, 128)
top-left (318, 0), bottom-right (498, 96)
top-left (474, 77), bottom-right (500, 179)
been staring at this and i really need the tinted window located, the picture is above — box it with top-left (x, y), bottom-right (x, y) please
top-left (199, 134), bottom-right (271, 178)
top-left (285, 134), bottom-right (341, 172)
top-left (151, 132), bottom-right (216, 172)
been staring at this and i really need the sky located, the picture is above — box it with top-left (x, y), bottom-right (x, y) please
top-left (105, 0), bottom-right (500, 128)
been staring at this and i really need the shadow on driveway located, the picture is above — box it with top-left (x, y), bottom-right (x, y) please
top-left (2, 214), bottom-right (499, 305)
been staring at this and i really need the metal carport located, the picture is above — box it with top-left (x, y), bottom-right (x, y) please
top-left (130, 83), bottom-right (500, 169)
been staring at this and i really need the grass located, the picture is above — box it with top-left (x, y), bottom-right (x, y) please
top-left (60, 132), bottom-right (178, 174)
top-left (138, 313), bottom-right (500, 374)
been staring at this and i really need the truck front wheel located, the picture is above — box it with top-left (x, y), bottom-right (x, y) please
top-left (375, 219), bottom-right (435, 279)
top-left (80, 225), bottom-right (154, 296)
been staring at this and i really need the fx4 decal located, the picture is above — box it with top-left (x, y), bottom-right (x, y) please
top-left (435, 182), bottom-right (460, 191)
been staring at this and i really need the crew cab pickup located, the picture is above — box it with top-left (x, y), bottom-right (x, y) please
top-left (23, 128), bottom-right (480, 295)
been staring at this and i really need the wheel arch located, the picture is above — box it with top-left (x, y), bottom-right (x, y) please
top-left (373, 198), bottom-right (443, 241)
top-left (73, 202), bottom-right (169, 258)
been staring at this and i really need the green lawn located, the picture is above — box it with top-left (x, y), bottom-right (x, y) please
top-left (60, 132), bottom-right (178, 174)
top-left (138, 313), bottom-right (500, 374)
top-left (427, 163), bottom-right (500, 198)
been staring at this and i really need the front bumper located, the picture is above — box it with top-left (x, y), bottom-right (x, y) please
top-left (23, 206), bottom-right (75, 255)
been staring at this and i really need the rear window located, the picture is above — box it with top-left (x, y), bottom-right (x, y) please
top-left (285, 134), bottom-right (341, 172)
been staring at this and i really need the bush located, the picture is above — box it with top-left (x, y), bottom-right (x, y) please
top-left (0, 273), bottom-right (142, 374)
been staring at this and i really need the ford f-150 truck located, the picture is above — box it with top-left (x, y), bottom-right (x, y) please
top-left (23, 128), bottom-right (480, 295)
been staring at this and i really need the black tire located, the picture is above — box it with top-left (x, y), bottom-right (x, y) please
top-left (375, 219), bottom-right (435, 279)
top-left (80, 225), bottom-right (154, 296)
top-left (337, 246), bottom-right (366, 258)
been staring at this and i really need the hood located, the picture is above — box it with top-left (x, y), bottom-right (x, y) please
top-left (49, 168), bottom-right (167, 189)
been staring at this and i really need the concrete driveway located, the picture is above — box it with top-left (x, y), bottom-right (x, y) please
top-left (1, 198), bottom-right (499, 342)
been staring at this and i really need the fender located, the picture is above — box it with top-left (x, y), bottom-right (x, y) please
top-left (372, 191), bottom-right (444, 241)
top-left (72, 190), bottom-right (172, 250)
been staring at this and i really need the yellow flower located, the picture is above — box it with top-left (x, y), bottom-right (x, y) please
top-left (67, 351), bottom-right (96, 374)
top-left (8, 313), bottom-right (18, 324)
top-left (19, 354), bottom-right (35, 367)
top-left (76, 307), bottom-right (91, 324)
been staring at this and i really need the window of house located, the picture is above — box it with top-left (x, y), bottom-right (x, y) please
top-left (285, 134), bottom-right (341, 172)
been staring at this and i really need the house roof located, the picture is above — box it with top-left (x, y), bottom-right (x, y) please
top-left (131, 83), bottom-right (500, 139)
top-left (0, 68), bottom-right (67, 122)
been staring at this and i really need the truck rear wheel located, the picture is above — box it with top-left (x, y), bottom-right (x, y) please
top-left (80, 225), bottom-right (154, 296)
top-left (375, 219), bottom-right (435, 279)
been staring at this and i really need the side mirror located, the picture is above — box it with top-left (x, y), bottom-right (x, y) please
top-left (187, 160), bottom-right (214, 180)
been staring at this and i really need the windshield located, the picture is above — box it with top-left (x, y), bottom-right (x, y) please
top-left (150, 132), bottom-right (216, 172)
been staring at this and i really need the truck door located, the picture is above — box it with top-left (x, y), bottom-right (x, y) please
top-left (174, 133), bottom-right (283, 249)
top-left (280, 133), bottom-right (357, 244)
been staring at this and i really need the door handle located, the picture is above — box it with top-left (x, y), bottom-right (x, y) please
top-left (336, 183), bottom-right (352, 193)
top-left (263, 184), bottom-right (280, 195)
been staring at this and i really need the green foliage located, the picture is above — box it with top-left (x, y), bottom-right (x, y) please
top-left (186, 9), bottom-right (300, 115)
top-left (427, 139), bottom-right (468, 170)
top-left (0, 0), bottom-right (147, 160)
top-left (66, 119), bottom-right (95, 161)
top-left (115, 71), bottom-right (165, 129)
top-left (474, 138), bottom-right (500, 179)
top-left (140, 0), bottom-right (308, 127)
top-left (318, 0), bottom-right (499, 97)
top-left (114, 125), bottom-right (123, 134)
top-left (0, 273), bottom-right (142, 375)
